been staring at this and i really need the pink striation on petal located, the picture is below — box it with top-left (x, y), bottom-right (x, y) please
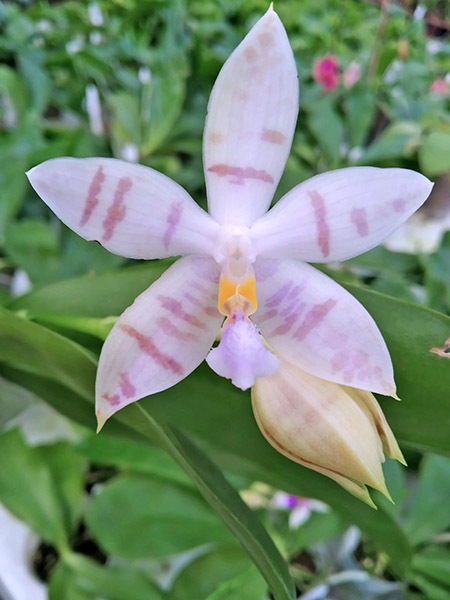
top-left (157, 316), bottom-right (198, 342)
top-left (119, 324), bottom-right (183, 375)
top-left (102, 176), bottom-right (132, 241)
top-left (295, 299), bottom-right (336, 341)
top-left (351, 207), bottom-right (369, 237)
top-left (157, 295), bottom-right (206, 329)
top-left (265, 281), bottom-right (293, 308)
top-left (119, 372), bottom-right (136, 398)
top-left (208, 164), bottom-right (274, 186)
top-left (309, 190), bottom-right (330, 257)
top-left (80, 165), bottom-right (105, 226)
top-left (163, 200), bottom-right (183, 250)
top-left (261, 128), bottom-right (286, 144)
top-left (392, 198), bottom-right (406, 213)
top-left (102, 392), bottom-right (121, 406)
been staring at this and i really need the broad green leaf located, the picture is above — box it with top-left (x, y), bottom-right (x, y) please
top-left (4, 219), bottom-right (62, 285)
top-left (28, 313), bottom-right (116, 341)
top-left (345, 87), bottom-right (376, 148)
top-left (86, 473), bottom-right (234, 559)
top-left (131, 407), bottom-right (296, 600)
top-left (169, 545), bottom-right (253, 600)
top-left (49, 563), bottom-right (93, 600)
top-left (409, 572), bottom-right (450, 600)
top-left (412, 547), bottom-right (450, 588)
top-left (403, 455), bottom-right (450, 545)
top-left (307, 98), bottom-right (343, 166)
top-left (419, 131), bottom-right (450, 177)
top-left (357, 121), bottom-right (421, 163)
top-left (0, 375), bottom-right (35, 428)
top-left (0, 428), bottom-right (69, 548)
top-left (62, 553), bottom-right (166, 600)
top-left (38, 442), bottom-right (86, 536)
top-left (342, 285), bottom-right (450, 455)
top-left (78, 432), bottom-right (193, 488)
top-left (0, 305), bottom-right (96, 401)
top-left (205, 567), bottom-right (267, 600)
top-left (7, 262), bottom-right (170, 317)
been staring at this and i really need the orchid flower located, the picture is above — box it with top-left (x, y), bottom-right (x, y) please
top-left (28, 8), bottom-right (432, 493)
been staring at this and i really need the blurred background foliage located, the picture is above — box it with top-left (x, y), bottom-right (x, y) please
top-left (0, 0), bottom-right (450, 599)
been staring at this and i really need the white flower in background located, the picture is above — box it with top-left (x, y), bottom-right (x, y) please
top-left (27, 7), bottom-right (432, 499)
top-left (85, 84), bottom-right (104, 136)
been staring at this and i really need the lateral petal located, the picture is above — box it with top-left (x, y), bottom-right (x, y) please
top-left (27, 158), bottom-right (220, 259)
top-left (96, 256), bottom-right (222, 428)
top-left (253, 258), bottom-right (395, 395)
top-left (203, 5), bottom-right (299, 226)
top-left (250, 167), bottom-right (433, 262)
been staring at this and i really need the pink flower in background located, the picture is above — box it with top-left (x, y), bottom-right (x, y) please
top-left (430, 77), bottom-right (449, 96)
top-left (312, 54), bottom-right (339, 91)
top-left (343, 61), bottom-right (361, 88)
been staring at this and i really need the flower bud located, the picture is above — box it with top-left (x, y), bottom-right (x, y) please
top-left (252, 361), bottom-right (405, 506)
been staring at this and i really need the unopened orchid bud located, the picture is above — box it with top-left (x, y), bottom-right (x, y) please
top-left (252, 361), bottom-right (404, 506)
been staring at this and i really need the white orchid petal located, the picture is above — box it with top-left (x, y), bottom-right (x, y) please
top-left (203, 5), bottom-right (299, 226)
top-left (250, 167), bottom-right (433, 262)
top-left (96, 256), bottom-right (222, 428)
top-left (27, 158), bottom-right (220, 260)
top-left (252, 258), bottom-right (395, 395)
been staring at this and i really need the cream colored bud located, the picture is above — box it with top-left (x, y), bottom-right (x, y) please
top-left (252, 361), bottom-right (403, 506)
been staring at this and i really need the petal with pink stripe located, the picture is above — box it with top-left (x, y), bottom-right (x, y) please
top-left (203, 6), bottom-right (299, 226)
top-left (27, 157), bottom-right (220, 260)
top-left (252, 258), bottom-right (395, 396)
top-left (96, 256), bottom-right (222, 428)
top-left (250, 167), bottom-right (433, 262)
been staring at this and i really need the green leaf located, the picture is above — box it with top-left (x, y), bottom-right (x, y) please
top-left (0, 305), bottom-right (96, 401)
top-left (403, 455), bottom-right (450, 545)
top-left (0, 428), bottom-right (69, 548)
top-left (169, 545), bottom-right (253, 600)
top-left (342, 284), bottom-right (450, 456)
top-left (409, 572), bottom-right (450, 600)
top-left (49, 563), bottom-right (93, 600)
top-left (4, 220), bottom-right (62, 285)
top-left (0, 375), bottom-right (35, 428)
top-left (357, 121), bottom-right (421, 163)
top-left (307, 98), bottom-right (343, 166)
top-left (130, 406), bottom-right (296, 600)
top-left (78, 432), bottom-right (194, 488)
top-left (62, 553), bottom-right (166, 600)
top-left (345, 87), bottom-right (376, 148)
top-left (412, 547), bottom-right (450, 588)
top-left (7, 262), bottom-right (170, 317)
top-left (85, 472), bottom-right (234, 559)
top-left (38, 442), bottom-right (86, 536)
top-left (419, 131), bottom-right (450, 177)
top-left (205, 567), bottom-right (267, 600)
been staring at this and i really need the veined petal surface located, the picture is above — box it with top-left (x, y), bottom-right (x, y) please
top-left (250, 167), bottom-right (433, 262)
top-left (96, 256), bottom-right (222, 427)
top-left (27, 158), bottom-right (220, 260)
top-left (203, 6), bottom-right (299, 226)
top-left (252, 258), bottom-right (395, 395)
